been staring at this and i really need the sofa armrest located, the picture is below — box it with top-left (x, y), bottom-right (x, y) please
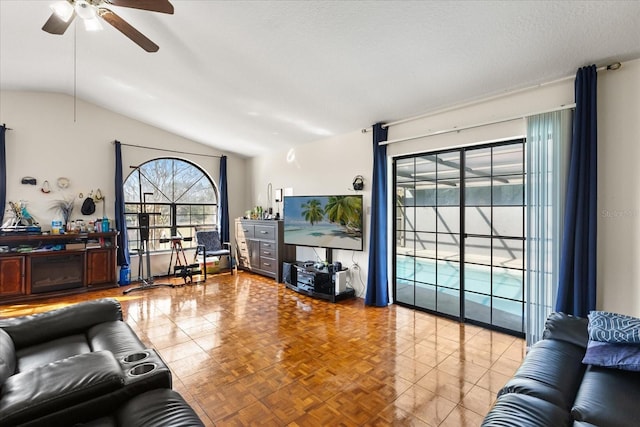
top-left (116, 389), bottom-right (204, 426)
top-left (543, 312), bottom-right (589, 349)
top-left (0, 329), bottom-right (16, 384)
top-left (0, 350), bottom-right (124, 426)
top-left (0, 298), bottom-right (123, 349)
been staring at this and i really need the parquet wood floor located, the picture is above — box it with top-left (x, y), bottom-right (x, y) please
top-left (0, 271), bottom-right (525, 426)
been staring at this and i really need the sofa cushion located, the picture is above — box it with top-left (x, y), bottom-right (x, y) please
top-left (588, 310), bottom-right (640, 344)
top-left (0, 298), bottom-right (123, 350)
top-left (498, 339), bottom-right (586, 409)
top-left (571, 365), bottom-right (640, 427)
top-left (0, 351), bottom-right (125, 426)
top-left (0, 329), bottom-right (16, 383)
top-left (543, 312), bottom-right (589, 349)
top-left (16, 334), bottom-right (91, 373)
top-left (482, 393), bottom-right (570, 427)
top-left (88, 321), bottom-right (146, 355)
top-left (582, 339), bottom-right (640, 371)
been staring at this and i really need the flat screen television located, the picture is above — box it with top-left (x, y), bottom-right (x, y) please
top-left (283, 195), bottom-right (364, 251)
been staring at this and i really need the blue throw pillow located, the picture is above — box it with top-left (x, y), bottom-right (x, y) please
top-left (588, 311), bottom-right (640, 343)
top-left (582, 339), bottom-right (640, 371)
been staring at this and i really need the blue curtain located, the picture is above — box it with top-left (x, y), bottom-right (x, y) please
top-left (218, 155), bottom-right (230, 243)
top-left (556, 65), bottom-right (598, 317)
top-left (365, 123), bottom-right (389, 306)
top-left (114, 140), bottom-right (130, 267)
top-left (525, 110), bottom-right (572, 347)
top-left (0, 125), bottom-right (6, 227)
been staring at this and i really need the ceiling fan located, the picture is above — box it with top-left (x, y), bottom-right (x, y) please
top-left (42, 0), bottom-right (174, 52)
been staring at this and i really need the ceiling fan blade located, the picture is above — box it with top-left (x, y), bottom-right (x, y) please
top-left (42, 11), bottom-right (76, 35)
top-left (104, 0), bottom-right (174, 14)
top-left (98, 8), bottom-right (159, 52)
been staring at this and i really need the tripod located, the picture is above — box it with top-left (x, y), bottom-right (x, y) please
top-left (123, 172), bottom-right (175, 294)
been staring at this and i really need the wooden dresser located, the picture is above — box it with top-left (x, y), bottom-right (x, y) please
top-left (235, 219), bottom-right (295, 282)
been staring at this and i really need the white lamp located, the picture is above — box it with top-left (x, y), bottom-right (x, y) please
top-left (50, 1), bottom-right (74, 22)
top-left (83, 17), bottom-right (103, 31)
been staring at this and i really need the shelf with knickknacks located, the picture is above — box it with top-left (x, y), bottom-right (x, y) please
top-left (1, 200), bottom-right (40, 232)
top-left (50, 197), bottom-right (75, 232)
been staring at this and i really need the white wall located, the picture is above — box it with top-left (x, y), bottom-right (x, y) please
top-left (251, 59), bottom-right (640, 315)
top-left (248, 130), bottom-right (372, 297)
top-left (0, 90), bottom-right (247, 278)
top-left (597, 59), bottom-right (640, 316)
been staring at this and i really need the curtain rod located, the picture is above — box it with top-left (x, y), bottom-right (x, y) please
top-left (363, 61), bottom-right (621, 134)
top-left (379, 103), bottom-right (576, 146)
top-left (2, 123), bottom-right (13, 130)
top-left (114, 141), bottom-right (222, 158)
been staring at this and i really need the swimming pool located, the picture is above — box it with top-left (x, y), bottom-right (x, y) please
top-left (395, 255), bottom-right (524, 332)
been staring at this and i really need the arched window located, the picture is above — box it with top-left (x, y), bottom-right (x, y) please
top-left (124, 158), bottom-right (217, 252)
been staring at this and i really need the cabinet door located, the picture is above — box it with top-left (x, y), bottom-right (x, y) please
top-left (87, 249), bottom-right (113, 285)
top-left (236, 238), bottom-right (250, 269)
top-left (248, 240), bottom-right (260, 270)
top-left (0, 256), bottom-right (26, 296)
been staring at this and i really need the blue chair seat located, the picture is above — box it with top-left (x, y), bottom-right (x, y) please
top-left (194, 229), bottom-right (233, 277)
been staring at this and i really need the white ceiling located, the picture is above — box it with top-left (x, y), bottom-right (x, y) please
top-left (1, 1), bottom-right (639, 158)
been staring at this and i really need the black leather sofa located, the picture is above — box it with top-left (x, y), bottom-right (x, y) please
top-left (482, 312), bottom-right (640, 426)
top-left (0, 298), bottom-right (203, 426)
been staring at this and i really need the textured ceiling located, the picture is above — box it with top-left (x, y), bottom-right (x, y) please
top-left (1, 1), bottom-right (639, 157)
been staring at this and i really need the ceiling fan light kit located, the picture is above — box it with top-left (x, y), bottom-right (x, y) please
top-left (50, 1), bottom-right (74, 22)
top-left (43, 0), bottom-right (174, 52)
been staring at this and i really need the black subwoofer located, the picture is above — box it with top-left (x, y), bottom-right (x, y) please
top-left (283, 262), bottom-right (296, 285)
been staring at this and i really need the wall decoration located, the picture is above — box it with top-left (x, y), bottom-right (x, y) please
top-left (57, 177), bottom-right (70, 189)
top-left (21, 176), bottom-right (37, 185)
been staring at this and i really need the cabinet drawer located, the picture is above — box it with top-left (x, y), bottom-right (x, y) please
top-left (255, 225), bottom-right (275, 240)
top-left (260, 241), bottom-right (276, 257)
top-left (237, 223), bottom-right (255, 239)
top-left (259, 257), bottom-right (277, 273)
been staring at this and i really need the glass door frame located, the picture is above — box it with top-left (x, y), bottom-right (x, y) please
top-left (392, 138), bottom-right (526, 337)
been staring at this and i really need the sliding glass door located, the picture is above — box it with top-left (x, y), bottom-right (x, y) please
top-left (394, 140), bottom-right (525, 334)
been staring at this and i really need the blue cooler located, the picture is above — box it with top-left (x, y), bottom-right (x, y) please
top-left (119, 265), bottom-right (131, 286)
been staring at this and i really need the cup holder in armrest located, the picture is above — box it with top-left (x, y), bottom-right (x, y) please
top-left (128, 363), bottom-right (157, 376)
top-left (122, 351), bottom-right (150, 364)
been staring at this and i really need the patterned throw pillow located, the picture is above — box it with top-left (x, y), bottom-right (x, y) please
top-left (588, 311), bottom-right (640, 344)
top-left (582, 339), bottom-right (640, 371)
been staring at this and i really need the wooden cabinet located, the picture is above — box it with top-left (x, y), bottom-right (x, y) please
top-left (0, 232), bottom-right (118, 303)
top-left (235, 219), bottom-right (294, 282)
top-left (87, 249), bottom-right (114, 286)
top-left (0, 256), bottom-right (26, 297)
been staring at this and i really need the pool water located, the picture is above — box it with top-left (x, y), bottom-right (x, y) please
top-left (395, 256), bottom-right (524, 332)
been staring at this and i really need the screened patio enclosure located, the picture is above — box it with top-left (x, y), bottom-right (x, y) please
top-left (394, 139), bottom-right (525, 334)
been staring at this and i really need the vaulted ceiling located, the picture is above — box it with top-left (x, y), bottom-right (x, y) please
top-left (1, 1), bottom-right (639, 157)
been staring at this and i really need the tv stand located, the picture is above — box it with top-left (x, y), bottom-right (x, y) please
top-left (283, 262), bottom-right (355, 303)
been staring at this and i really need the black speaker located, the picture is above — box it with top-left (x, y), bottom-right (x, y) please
top-left (139, 213), bottom-right (150, 241)
top-left (352, 175), bottom-right (364, 191)
top-left (283, 262), bottom-right (296, 285)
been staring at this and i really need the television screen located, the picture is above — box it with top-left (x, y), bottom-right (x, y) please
top-left (283, 195), bottom-right (364, 251)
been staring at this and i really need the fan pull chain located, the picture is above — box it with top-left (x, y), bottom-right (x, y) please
top-left (74, 19), bottom-right (77, 123)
